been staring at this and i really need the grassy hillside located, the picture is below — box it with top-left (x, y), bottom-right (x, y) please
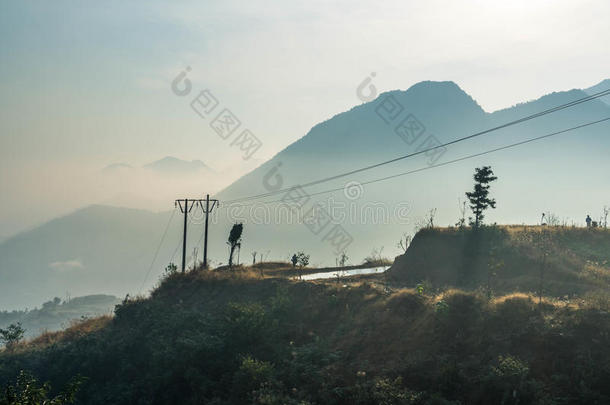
top-left (386, 226), bottom-right (610, 298)
top-left (1, 267), bottom-right (609, 404)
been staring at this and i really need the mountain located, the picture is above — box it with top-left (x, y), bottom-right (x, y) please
top-left (0, 205), bottom-right (180, 309)
top-left (584, 78), bottom-right (610, 106)
top-left (0, 294), bottom-right (120, 339)
top-left (210, 81), bottom-right (610, 268)
top-left (2, 81), bottom-right (610, 308)
top-left (143, 156), bottom-right (213, 175)
top-left (101, 163), bottom-right (133, 173)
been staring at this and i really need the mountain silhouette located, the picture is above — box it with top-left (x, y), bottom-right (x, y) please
top-left (143, 156), bottom-right (213, 174)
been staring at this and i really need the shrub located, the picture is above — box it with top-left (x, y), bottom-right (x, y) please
top-left (0, 323), bottom-right (24, 351)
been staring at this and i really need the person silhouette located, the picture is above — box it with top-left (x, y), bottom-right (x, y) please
top-left (586, 215), bottom-right (592, 228)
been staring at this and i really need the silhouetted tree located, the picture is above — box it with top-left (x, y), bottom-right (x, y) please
top-left (294, 252), bottom-right (310, 280)
top-left (466, 166), bottom-right (497, 228)
top-left (227, 223), bottom-right (243, 269)
top-left (297, 252), bottom-right (310, 267)
top-left (291, 254), bottom-right (298, 268)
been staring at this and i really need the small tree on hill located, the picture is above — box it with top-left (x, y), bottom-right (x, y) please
top-left (0, 323), bottom-right (25, 351)
top-left (297, 252), bottom-right (310, 267)
top-left (293, 252), bottom-right (310, 279)
top-left (466, 166), bottom-right (498, 228)
top-left (227, 223), bottom-right (243, 269)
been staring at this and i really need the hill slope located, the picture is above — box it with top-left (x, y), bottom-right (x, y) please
top-left (386, 226), bottom-right (610, 297)
top-left (0, 271), bottom-right (608, 404)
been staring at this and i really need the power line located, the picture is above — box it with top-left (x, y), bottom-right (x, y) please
top-left (138, 208), bottom-right (177, 293)
top-left (220, 117), bottom-right (610, 209)
top-left (170, 236), bottom-right (182, 263)
top-left (224, 88), bottom-right (610, 204)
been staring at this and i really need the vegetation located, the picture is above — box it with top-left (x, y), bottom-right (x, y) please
top-left (388, 225), bottom-right (610, 298)
top-left (1, 226), bottom-right (609, 404)
top-left (0, 324), bottom-right (24, 351)
top-left (465, 166), bottom-right (497, 227)
top-left (0, 270), bottom-right (608, 404)
top-left (0, 371), bottom-right (84, 405)
top-left (227, 223), bottom-right (243, 268)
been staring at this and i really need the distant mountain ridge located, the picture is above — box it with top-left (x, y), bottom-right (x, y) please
top-left (144, 156), bottom-right (213, 174)
top-left (102, 156), bottom-right (214, 175)
top-left (0, 294), bottom-right (120, 339)
top-left (584, 78), bottom-right (610, 106)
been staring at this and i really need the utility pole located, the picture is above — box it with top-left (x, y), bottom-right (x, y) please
top-left (175, 195), bottom-right (218, 273)
top-left (176, 199), bottom-right (194, 273)
top-left (203, 194), bottom-right (219, 269)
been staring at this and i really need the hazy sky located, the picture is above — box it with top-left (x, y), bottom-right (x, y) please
top-left (1, 0), bottom-right (609, 238)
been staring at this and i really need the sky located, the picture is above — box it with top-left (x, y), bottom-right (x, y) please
top-left (1, 0), bottom-right (609, 240)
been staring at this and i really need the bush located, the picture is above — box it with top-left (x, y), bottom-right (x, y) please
top-left (0, 370), bottom-right (84, 405)
top-left (0, 323), bottom-right (24, 351)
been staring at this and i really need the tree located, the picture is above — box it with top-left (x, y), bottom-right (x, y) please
top-left (465, 166), bottom-right (498, 228)
top-left (0, 370), bottom-right (84, 404)
top-left (0, 323), bottom-right (24, 351)
top-left (293, 252), bottom-right (310, 280)
top-left (297, 252), bottom-right (310, 267)
top-left (338, 251), bottom-right (349, 267)
top-left (251, 251), bottom-right (257, 265)
top-left (227, 223), bottom-right (243, 269)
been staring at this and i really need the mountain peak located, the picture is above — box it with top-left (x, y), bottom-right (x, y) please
top-left (143, 156), bottom-right (212, 174)
top-left (382, 80), bottom-right (486, 116)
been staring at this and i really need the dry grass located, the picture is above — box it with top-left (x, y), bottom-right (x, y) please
top-left (10, 315), bottom-right (112, 353)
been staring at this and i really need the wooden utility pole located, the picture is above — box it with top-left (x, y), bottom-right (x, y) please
top-left (202, 194), bottom-right (218, 269)
top-left (175, 195), bottom-right (218, 273)
top-left (176, 198), bottom-right (194, 273)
